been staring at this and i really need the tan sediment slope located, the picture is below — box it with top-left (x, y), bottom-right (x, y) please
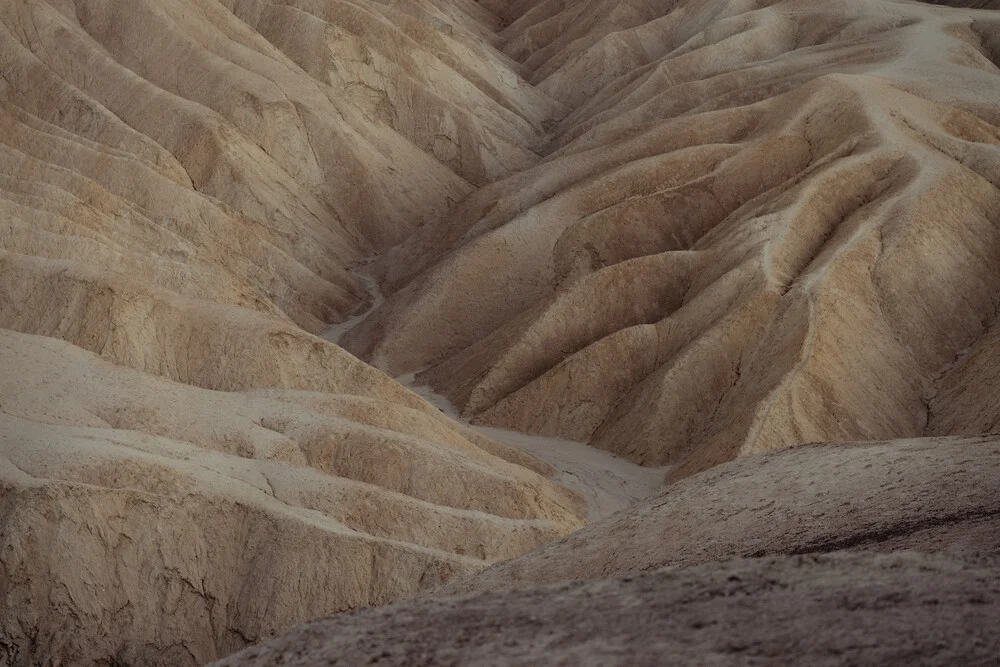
top-left (217, 435), bottom-right (1000, 666)
top-left (5, 0), bottom-right (1000, 664)
top-left (0, 0), bottom-right (588, 664)
top-left (342, 0), bottom-right (1000, 480)
top-left (0, 333), bottom-right (586, 666)
top-left (440, 435), bottom-right (1000, 596)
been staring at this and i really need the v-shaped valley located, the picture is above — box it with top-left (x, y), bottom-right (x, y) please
top-left (1, 0), bottom-right (1000, 664)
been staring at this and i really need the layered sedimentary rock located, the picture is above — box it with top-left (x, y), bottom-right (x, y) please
top-left (0, 0), bottom-right (586, 664)
top-left (5, 0), bottom-right (1000, 664)
top-left (342, 0), bottom-right (1000, 479)
top-left (0, 333), bottom-right (585, 666)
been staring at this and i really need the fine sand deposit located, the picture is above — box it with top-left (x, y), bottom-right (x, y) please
top-left (3, 0), bottom-right (1000, 664)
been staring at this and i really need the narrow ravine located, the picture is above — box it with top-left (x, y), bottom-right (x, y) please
top-left (326, 274), bottom-right (666, 522)
top-left (321, 267), bottom-right (386, 344)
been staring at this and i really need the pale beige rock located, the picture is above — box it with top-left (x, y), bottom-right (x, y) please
top-left (0, 330), bottom-right (584, 666)
top-left (343, 0), bottom-right (1000, 480)
top-left (0, 1), bottom-right (590, 662)
top-left (4, 0), bottom-right (1000, 664)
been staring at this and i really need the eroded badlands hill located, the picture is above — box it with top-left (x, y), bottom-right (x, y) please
top-left (220, 435), bottom-right (1000, 665)
top-left (218, 435), bottom-right (1000, 666)
top-left (0, 0), bottom-right (587, 664)
top-left (342, 0), bottom-right (1000, 480)
top-left (0, 330), bottom-right (585, 665)
top-left (4, 0), bottom-right (1000, 664)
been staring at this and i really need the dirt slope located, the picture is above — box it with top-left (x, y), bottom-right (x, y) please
top-left (0, 329), bottom-right (585, 666)
top-left (341, 0), bottom-right (1000, 479)
top-left (440, 435), bottom-right (1000, 596)
top-left (218, 435), bottom-right (1000, 665)
top-left (0, 0), bottom-right (588, 664)
top-left (4, 0), bottom-right (1000, 664)
top-left (216, 551), bottom-right (1000, 667)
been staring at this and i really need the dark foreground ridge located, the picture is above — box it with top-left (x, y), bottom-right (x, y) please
top-left (217, 552), bottom-right (1000, 667)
